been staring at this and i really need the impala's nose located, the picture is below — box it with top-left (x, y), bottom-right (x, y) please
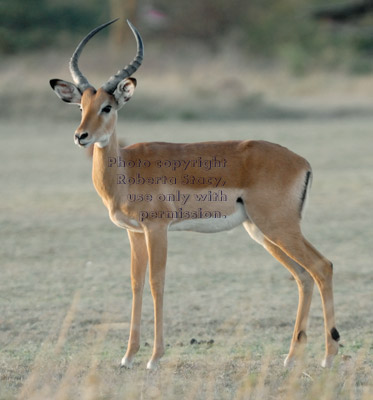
top-left (75, 132), bottom-right (88, 141)
top-left (74, 132), bottom-right (89, 146)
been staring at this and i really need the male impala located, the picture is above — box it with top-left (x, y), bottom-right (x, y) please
top-left (50, 19), bottom-right (339, 370)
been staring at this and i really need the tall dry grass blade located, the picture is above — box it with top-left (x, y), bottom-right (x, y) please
top-left (53, 327), bottom-right (100, 400)
top-left (252, 351), bottom-right (272, 400)
top-left (236, 350), bottom-right (272, 400)
top-left (81, 319), bottom-right (111, 400)
top-left (16, 338), bottom-right (54, 400)
top-left (281, 354), bottom-right (307, 400)
top-left (202, 368), bottom-right (214, 400)
top-left (140, 370), bottom-right (165, 400)
top-left (307, 368), bottom-right (340, 400)
top-left (54, 290), bottom-right (81, 354)
top-left (53, 356), bottom-right (84, 400)
top-left (349, 342), bottom-right (373, 400)
top-left (17, 290), bottom-right (81, 400)
top-left (182, 374), bottom-right (204, 400)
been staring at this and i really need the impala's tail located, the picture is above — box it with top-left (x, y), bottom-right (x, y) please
top-left (299, 170), bottom-right (312, 219)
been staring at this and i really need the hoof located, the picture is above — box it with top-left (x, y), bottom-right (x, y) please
top-left (121, 357), bottom-right (133, 369)
top-left (321, 355), bottom-right (335, 368)
top-left (146, 358), bottom-right (160, 370)
top-left (284, 355), bottom-right (295, 369)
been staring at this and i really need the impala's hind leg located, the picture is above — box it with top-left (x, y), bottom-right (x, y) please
top-left (263, 238), bottom-right (314, 367)
top-left (244, 220), bottom-right (315, 367)
top-left (243, 166), bottom-right (338, 367)
top-left (269, 231), bottom-right (339, 368)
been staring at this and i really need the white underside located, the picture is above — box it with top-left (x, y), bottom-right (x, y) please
top-left (110, 201), bottom-right (267, 241)
top-left (169, 202), bottom-right (248, 233)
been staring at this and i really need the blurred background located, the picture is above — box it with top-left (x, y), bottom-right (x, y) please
top-left (2, 0), bottom-right (373, 120)
top-left (1, 3), bottom-right (373, 398)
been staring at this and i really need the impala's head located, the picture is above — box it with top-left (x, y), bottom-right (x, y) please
top-left (50, 19), bottom-right (143, 148)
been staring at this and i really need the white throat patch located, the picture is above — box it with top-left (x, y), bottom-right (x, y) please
top-left (95, 134), bottom-right (111, 148)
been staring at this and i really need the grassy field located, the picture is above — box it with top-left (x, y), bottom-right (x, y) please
top-left (0, 116), bottom-right (372, 399)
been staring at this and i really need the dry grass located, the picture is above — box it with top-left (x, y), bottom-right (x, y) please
top-left (1, 33), bottom-right (373, 400)
top-left (1, 113), bottom-right (372, 399)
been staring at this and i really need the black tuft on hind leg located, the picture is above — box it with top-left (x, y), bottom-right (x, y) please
top-left (331, 327), bottom-right (340, 341)
top-left (297, 330), bottom-right (307, 343)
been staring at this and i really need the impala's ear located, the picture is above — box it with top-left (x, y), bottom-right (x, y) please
top-left (50, 79), bottom-right (82, 104)
top-left (113, 78), bottom-right (136, 109)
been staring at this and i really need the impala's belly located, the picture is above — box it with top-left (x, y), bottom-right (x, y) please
top-left (169, 201), bottom-right (247, 233)
top-left (109, 187), bottom-right (248, 233)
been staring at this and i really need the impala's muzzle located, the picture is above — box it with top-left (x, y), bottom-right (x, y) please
top-left (74, 132), bottom-right (91, 147)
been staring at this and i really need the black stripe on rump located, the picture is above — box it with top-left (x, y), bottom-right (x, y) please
top-left (299, 171), bottom-right (311, 218)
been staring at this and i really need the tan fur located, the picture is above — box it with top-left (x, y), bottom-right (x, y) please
top-left (64, 88), bottom-right (339, 369)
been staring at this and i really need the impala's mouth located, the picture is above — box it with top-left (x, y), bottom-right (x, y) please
top-left (74, 137), bottom-right (94, 148)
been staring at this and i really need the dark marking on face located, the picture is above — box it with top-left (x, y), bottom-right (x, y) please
top-left (331, 327), bottom-right (340, 341)
top-left (237, 197), bottom-right (243, 204)
top-left (330, 262), bottom-right (334, 271)
top-left (297, 330), bottom-right (307, 343)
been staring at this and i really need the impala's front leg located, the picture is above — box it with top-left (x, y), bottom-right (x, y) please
top-left (144, 224), bottom-right (168, 370)
top-left (121, 231), bottom-right (148, 368)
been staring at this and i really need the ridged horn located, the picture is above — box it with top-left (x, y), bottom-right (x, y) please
top-left (102, 20), bottom-right (144, 94)
top-left (69, 18), bottom-right (119, 92)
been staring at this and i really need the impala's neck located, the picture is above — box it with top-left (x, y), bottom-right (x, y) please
top-left (92, 129), bottom-right (120, 206)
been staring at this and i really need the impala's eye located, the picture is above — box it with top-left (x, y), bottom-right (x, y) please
top-left (102, 105), bottom-right (112, 114)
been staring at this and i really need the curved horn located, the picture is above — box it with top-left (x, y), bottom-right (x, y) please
top-left (102, 20), bottom-right (144, 94)
top-left (69, 18), bottom-right (119, 92)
